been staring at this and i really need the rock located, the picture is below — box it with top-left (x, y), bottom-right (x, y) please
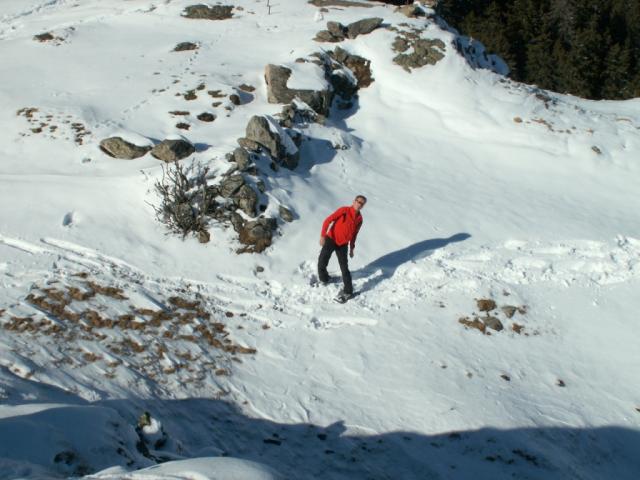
top-left (280, 101), bottom-right (318, 125)
top-left (183, 4), bottom-right (233, 20)
top-left (174, 42), bottom-right (198, 52)
top-left (197, 112), bottom-right (216, 122)
top-left (327, 21), bottom-right (346, 39)
top-left (99, 137), bottom-right (151, 159)
top-left (237, 137), bottom-right (262, 152)
top-left (231, 147), bottom-right (251, 169)
top-left (244, 115), bottom-right (299, 168)
top-left (279, 205), bottom-right (294, 222)
top-left (314, 30), bottom-right (339, 43)
top-left (230, 212), bottom-right (244, 233)
top-left (512, 323), bottom-right (524, 334)
top-left (234, 185), bottom-right (258, 216)
top-left (229, 94), bottom-right (241, 105)
top-left (150, 138), bottom-right (195, 162)
top-left (330, 47), bottom-right (373, 89)
top-left (482, 315), bottom-right (504, 332)
top-left (198, 230), bottom-right (210, 243)
top-left (458, 317), bottom-right (486, 334)
top-left (477, 299), bottom-right (497, 312)
top-left (264, 64), bottom-right (333, 115)
top-left (392, 36), bottom-right (410, 53)
top-left (34, 32), bottom-right (55, 42)
top-left (398, 4), bottom-right (424, 18)
top-left (501, 305), bottom-right (517, 318)
top-left (238, 83), bottom-right (255, 92)
top-left (219, 174), bottom-right (245, 198)
top-left (346, 17), bottom-right (383, 39)
top-left (393, 38), bottom-right (445, 72)
top-left (238, 217), bottom-right (277, 253)
top-left (245, 115), bottom-right (281, 158)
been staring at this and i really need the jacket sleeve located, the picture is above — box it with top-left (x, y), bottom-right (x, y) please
top-left (321, 207), bottom-right (347, 237)
top-left (350, 216), bottom-right (363, 250)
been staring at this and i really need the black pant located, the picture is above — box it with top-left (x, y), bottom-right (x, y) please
top-left (318, 237), bottom-right (353, 294)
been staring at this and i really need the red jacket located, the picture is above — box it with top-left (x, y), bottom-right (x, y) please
top-left (321, 206), bottom-right (363, 248)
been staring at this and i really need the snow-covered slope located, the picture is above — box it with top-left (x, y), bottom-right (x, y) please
top-left (1, 1), bottom-right (639, 479)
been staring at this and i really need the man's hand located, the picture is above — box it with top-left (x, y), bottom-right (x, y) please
top-left (320, 236), bottom-right (325, 246)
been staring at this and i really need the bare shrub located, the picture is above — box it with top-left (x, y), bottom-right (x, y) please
top-left (152, 162), bottom-right (211, 238)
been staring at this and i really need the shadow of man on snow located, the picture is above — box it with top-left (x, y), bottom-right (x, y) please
top-left (355, 233), bottom-right (471, 293)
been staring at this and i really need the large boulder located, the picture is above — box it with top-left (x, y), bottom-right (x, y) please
top-left (346, 17), bottom-right (383, 39)
top-left (150, 139), bottom-right (195, 162)
top-left (183, 5), bottom-right (233, 20)
top-left (99, 137), bottom-right (151, 159)
top-left (264, 64), bottom-right (333, 115)
top-left (245, 115), bottom-right (299, 169)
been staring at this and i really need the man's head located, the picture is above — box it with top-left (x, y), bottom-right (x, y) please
top-left (352, 195), bottom-right (367, 212)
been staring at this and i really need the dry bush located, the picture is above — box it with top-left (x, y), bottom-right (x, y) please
top-left (169, 296), bottom-right (200, 310)
top-left (152, 162), bottom-right (211, 238)
top-left (86, 281), bottom-right (127, 300)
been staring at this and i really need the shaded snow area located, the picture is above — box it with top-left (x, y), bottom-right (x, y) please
top-left (1, 1), bottom-right (639, 479)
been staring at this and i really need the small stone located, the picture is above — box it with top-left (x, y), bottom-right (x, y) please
top-left (556, 379), bottom-right (566, 387)
top-left (591, 146), bottom-right (602, 155)
top-left (500, 374), bottom-right (511, 382)
top-left (237, 137), bottom-right (262, 152)
top-left (482, 315), bottom-right (503, 331)
top-left (256, 266), bottom-right (265, 273)
top-left (477, 299), bottom-right (497, 312)
top-left (176, 122), bottom-right (190, 130)
top-left (511, 323), bottom-right (524, 334)
top-left (501, 305), bottom-right (517, 318)
top-left (198, 230), bottom-right (211, 243)
top-left (174, 42), bottom-right (198, 52)
top-left (238, 83), bottom-right (255, 92)
top-left (34, 32), bottom-right (55, 42)
top-left (229, 94), bottom-right (241, 105)
top-left (513, 117), bottom-right (523, 123)
top-left (197, 112), bottom-right (216, 122)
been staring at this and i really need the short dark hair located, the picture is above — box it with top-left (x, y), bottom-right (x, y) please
top-left (355, 195), bottom-right (367, 203)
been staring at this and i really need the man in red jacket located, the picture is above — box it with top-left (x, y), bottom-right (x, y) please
top-left (318, 195), bottom-right (366, 301)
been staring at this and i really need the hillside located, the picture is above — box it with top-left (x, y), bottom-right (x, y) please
top-left (0, 1), bottom-right (639, 479)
